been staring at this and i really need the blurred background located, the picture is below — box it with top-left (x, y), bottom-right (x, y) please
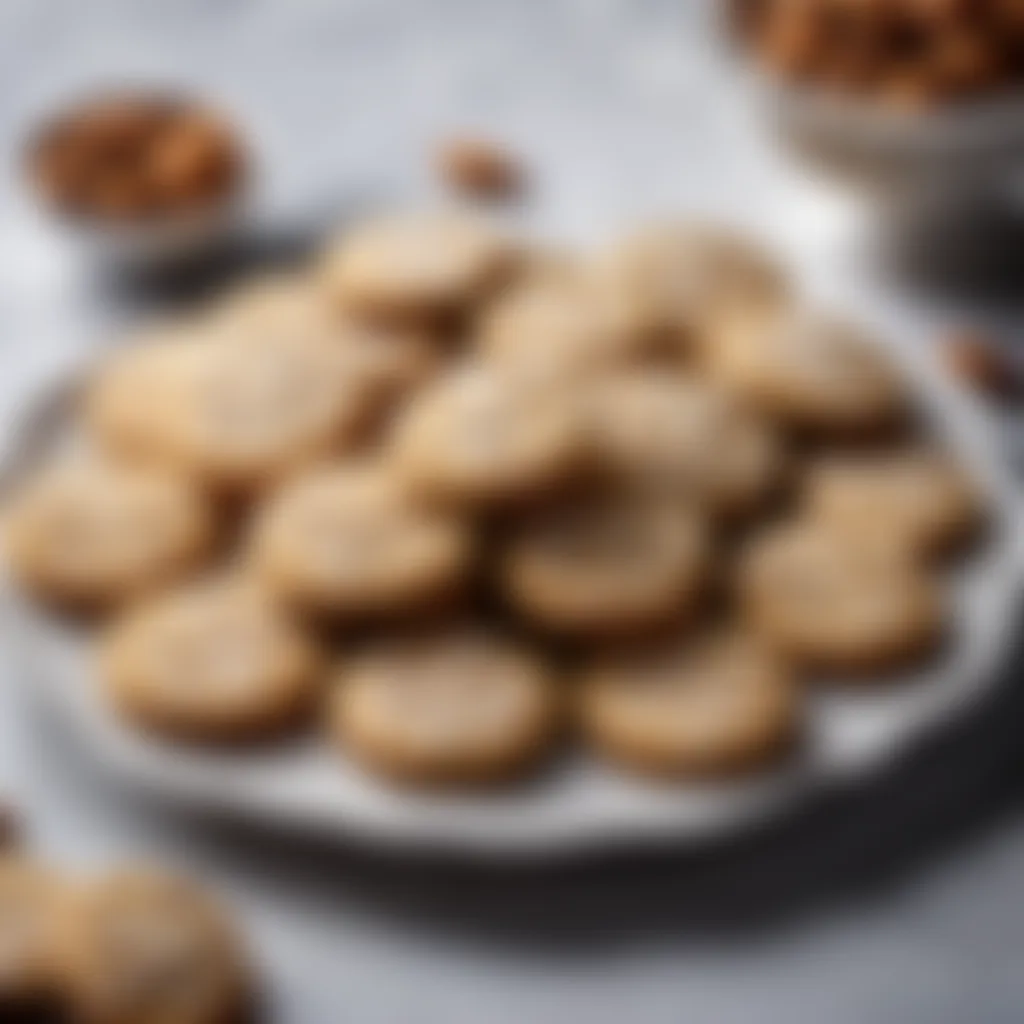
top-left (2, 1), bottom-right (1024, 1021)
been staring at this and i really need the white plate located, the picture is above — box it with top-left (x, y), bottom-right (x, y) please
top-left (2, 333), bottom-right (1022, 859)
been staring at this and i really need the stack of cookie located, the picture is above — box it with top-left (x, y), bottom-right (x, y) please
top-left (3, 211), bottom-right (983, 785)
top-left (0, 853), bottom-right (252, 1022)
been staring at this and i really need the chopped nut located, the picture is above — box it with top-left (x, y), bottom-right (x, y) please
top-left (0, 801), bottom-right (20, 848)
top-left (734, 0), bottom-right (1024, 105)
top-left (437, 137), bottom-right (523, 199)
top-left (943, 331), bottom-right (1020, 400)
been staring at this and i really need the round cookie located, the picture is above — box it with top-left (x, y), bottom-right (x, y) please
top-left (251, 463), bottom-right (473, 620)
top-left (206, 270), bottom-right (332, 342)
top-left (160, 332), bottom-right (380, 492)
top-left (805, 449), bottom-right (982, 558)
top-left (739, 520), bottom-right (945, 673)
top-left (502, 493), bottom-right (707, 635)
top-left (5, 460), bottom-right (213, 609)
top-left (100, 578), bottom-right (320, 742)
top-left (708, 309), bottom-right (906, 435)
top-left (321, 212), bottom-right (515, 322)
top-left (329, 627), bottom-right (559, 783)
top-left (604, 221), bottom-right (790, 357)
top-left (590, 371), bottom-right (785, 519)
top-left (0, 857), bottom-right (65, 1011)
top-left (579, 628), bottom-right (799, 776)
top-left (391, 362), bottom-right (589, 508)
top-left (54, 868), bottom-right (251, 1024)
top-left (84, 331), bottom-right (204, 463)
top-left (478, 270), bottom-right (648, 386)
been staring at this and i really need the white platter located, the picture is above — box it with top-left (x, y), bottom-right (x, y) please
top-left (2, 332), bottom-right (1022, 859)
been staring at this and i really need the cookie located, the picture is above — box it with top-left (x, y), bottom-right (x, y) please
top-left (329, 627), bottom-right (558, 783)
top-left (54, 867), bottom-right (251, 1024)
top-left (0, 857), bottom-right (65, 1011)
top-left (708, 309), bottom-right (906, 435)
top-left (502, 492), bottom-right (707, 635)
top-left (804, 449), bottom-right (982, 558)
top-left (590, 371), bottom-right (785, 518)
top-left (604, 221), bottom-right (789, 358)
top-left (579, 628), bottom-right (799, 776)
top-left (391, 362), bottom-right (589, 507)
top-left (160, 332), bottom-right (380, 492)
top-left (478, 270), bottom-right (648, 385)
top-left (84, 330), bottom-right (203, 463)
top-left (321, 212), bottom-right (515, 322)
top-left (5, 460), bottom-right (213, 609)
top-left (739, 520), bottom-right (944, 673)
top-left (251, 463), bottom-right (473, 620)
top-left (206, 270), bottom-right (331, 342)
top-left (100, 578), bottom-right (320, 742)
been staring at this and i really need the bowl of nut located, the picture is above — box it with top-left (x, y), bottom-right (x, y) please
top-left (729, 0), bottom-right (1024, 208)
top-left (24, 89), bottom-right (249, 270)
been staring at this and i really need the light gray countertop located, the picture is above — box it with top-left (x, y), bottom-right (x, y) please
top-left (2, 2), bottom-right (1024, 1022)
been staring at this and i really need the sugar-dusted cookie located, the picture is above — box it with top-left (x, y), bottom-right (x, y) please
top-left (739, 520), bottom-right (944, 673)
top-left (392, 362), bottom-right (589, 508)
top-left (604, 221), bottom-right (790, 357)
top-left (478, 269), bottom-right (648, 385)
top-left (579, 627), bottom-right (799, 776)
top-left (251, 463), bottom-right (473, 620)
top-left (502, 492), bottom-right (707, 635)
top-left (321, 212), bottom-right (516, 322)
top-left (100, 577), bottom-right (320, 742)
top-left (54, 867), bottom-right (251, 1024)
top-left (0, 857), bottom-right (66, 1012)
top-left (708, 309), bottom-right (906, 435)
top-left (205, 269), bottom-right (331, 342)
top-left (329, 627), bottom-right (559, 783)
top-left (84, 330), bottom-right (204, 463)
top-left (5, 460), bottom-right (213, 609)
top-left (805, 449), bottom-right (982, 558)
top-left (160, 332), bottom-right (380, 492)
top-left (590, 371), bottom-right (785, 519)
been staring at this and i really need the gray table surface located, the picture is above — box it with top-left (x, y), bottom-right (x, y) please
top-left (3, 2), bottom-right (1024, 1022)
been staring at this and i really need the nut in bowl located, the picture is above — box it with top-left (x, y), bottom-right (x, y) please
top-left (24, 88), bottom-right (250, 270)
top-left (729, 0), bottom-right (1024, 208)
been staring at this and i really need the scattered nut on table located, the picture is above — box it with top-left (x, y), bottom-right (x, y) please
top-left (436, 136), bottom-right (524, 199)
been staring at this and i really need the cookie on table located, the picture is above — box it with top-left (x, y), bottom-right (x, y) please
top-left (54, 867), bottom-right (251, 1024)
top-left (707, 309), bottom-right (906, 436)
top-left (501, 492), bottom-right (707, 636)
top-left (579, 627), bottom-right (799, 776)
top-left (4, 459), bottom-right (213, 610)
top-left (391, 362), bottom-right (590, 508)
top-left (590, 371), bottom-right (785, 519)
top-left (738, 520), bottom-right (945, 673)
top-left (804, 449), bottom-right (983, 558)
top-left (160, 332), bottom-right (381, 492)
top-left (321, 212), bottom-right (516, 323)
top-left (329, 627), bottom-right (559, 783)
top-left (251, 463), bottom-right (473, 621)
top-left (0, 857), bottom-right (66, 1013)
top-left (603, 221), bottom-right (790, 358)
top-left (100, 577), bottom-right (320, 743)
top-left (477, 269), bottom-right (649, 385)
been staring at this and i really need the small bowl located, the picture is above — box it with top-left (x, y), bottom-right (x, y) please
top-left (23, 88), bottom-right (252, 273)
